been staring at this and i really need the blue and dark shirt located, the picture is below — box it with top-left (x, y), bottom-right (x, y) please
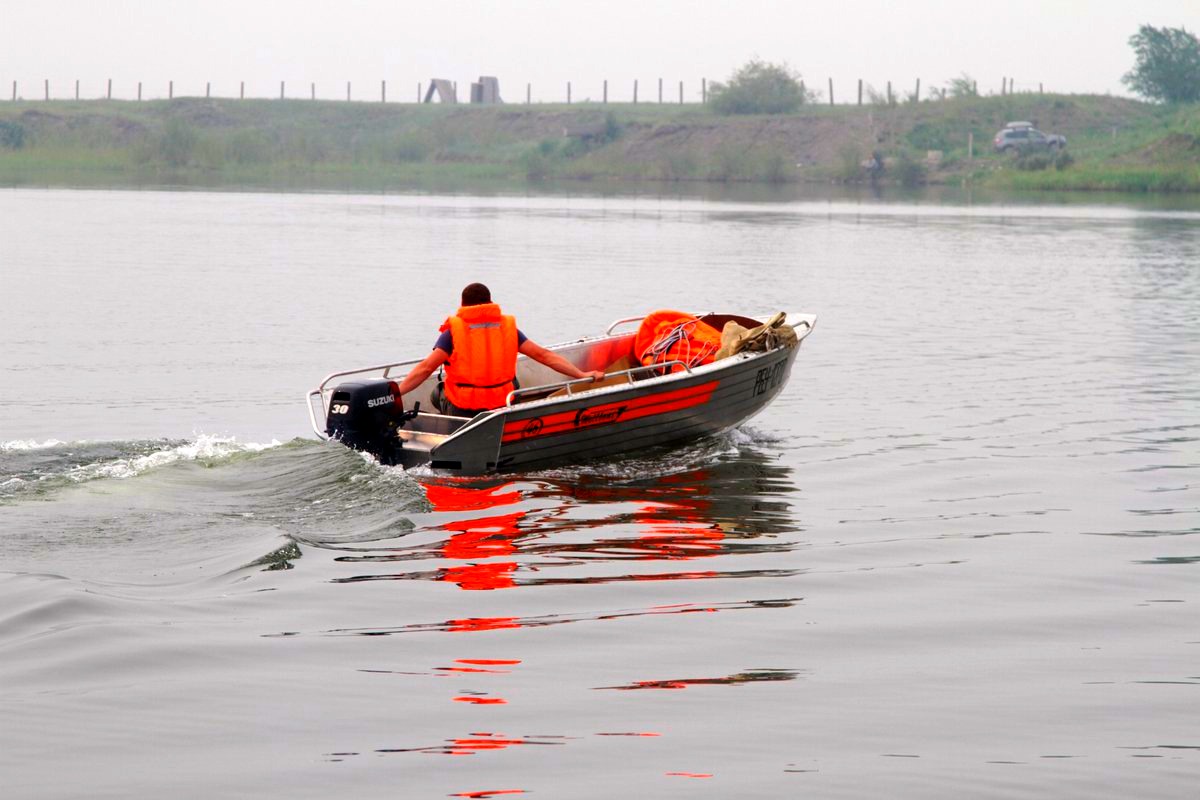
top-left (435, 328), bottom-right (527, 356)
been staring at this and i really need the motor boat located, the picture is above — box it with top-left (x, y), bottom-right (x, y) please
top-left (306, 311), bottom-right (816, 474)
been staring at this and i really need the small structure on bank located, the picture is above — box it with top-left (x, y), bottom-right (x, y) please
top-left (470, 76), bottom-right (502, 104)
top-left (423, 77), bottom-right (502, 104)
top-left (423, 79), bottom-right (458, 104)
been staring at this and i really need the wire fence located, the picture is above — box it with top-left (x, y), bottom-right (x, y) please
top-left (3, 76), bottom-right (1047, 106)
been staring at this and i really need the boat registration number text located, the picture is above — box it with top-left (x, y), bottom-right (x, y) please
top-left (752, 363), bottom-right (785, 397)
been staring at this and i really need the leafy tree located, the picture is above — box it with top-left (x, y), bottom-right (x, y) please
top-left (946, 73), bottom-right (978, 98)
top-left (1123, 25), bottom-right (1200, 103)
top-left (709, 60), bottom-right (809, 115)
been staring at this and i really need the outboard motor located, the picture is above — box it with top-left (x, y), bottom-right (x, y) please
top-left (325, 379), bottom-right (417, 466)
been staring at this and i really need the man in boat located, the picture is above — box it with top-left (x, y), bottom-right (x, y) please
top-left (393, 283), bottom-right (605, 417)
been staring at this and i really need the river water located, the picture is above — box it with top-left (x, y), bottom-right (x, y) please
top-left (1, 187), bottom-right (1198, 798)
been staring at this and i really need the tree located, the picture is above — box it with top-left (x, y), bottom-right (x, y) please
top-left (709, 60), bottom-right (809, 115)
top-left (946, 73), bottom-right (978, 99)
top-left (1123, 25), bottom-right (1200, 103)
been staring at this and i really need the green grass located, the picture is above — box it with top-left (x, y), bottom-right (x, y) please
top-left (1, 95), bottom-right (1199, 193)
top-left (990, 164), bottom-right (1200, 192)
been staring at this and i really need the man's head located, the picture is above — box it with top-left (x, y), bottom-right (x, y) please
top-left (461, 283), bottom-right (491, 306)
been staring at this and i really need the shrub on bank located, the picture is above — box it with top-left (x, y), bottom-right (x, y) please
top-left (158, 119), bottom-right (199, 167)
top-left (389, 130), bottom-right (435, 163)
top-left (709, 60), bottom-right (809, 115)
top-left (707, 144), bottom-right (796, 182)
top-left (225, 130), bottom-right (273, 165)
top-left (892, 152), bottom-right (927, 186)
top-left (0, 120), bottom-right (27, 149)
top-left (1014, 148), bottom-right (1074, 171)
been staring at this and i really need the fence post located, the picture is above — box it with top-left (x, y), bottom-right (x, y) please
top-left (914, 78), bottom-right (920, 102)
top-left (1039, 82), bottom-right (1043, 94)
top-left (702, 77), bottom-right (707, 103)
top-left (858, 79), bottom-right (862, 106)
top-left (169, 80), bottom-right (173, 99)
top-left (347, 82), bottom-right (351, 101)
top-left (828, 78), bottom-right (833, 106)
top-left (240, 81), bottom-right (245, 99)
top-left (12, 81), bottom-right (17, 102)
top-left (381, 80), bottom-right (386, 103)
top-left (887, 81), bottom-right (892, 105)
top-left (138, 82), bottom-right (142, 101)
top-left (526, 83), bottom-right (531, 104)
top-left (75, 79), bottom-right (79, 100)
top-left (567, 81), bottom-right (571, 104)
top-left (658, 78), bottom-right (662, 103)
top-left (280, 81), bottom-right (285, 100)
top-left (603, 80), bottom-right (608, 103)
top-left (968, 131), bottom-right (974, 159)
top-left (108, 79), bottom-right (113, 100)
top-left (634, 79), bottom-right (638, 103)
top-left (679, 80), bottom-right (683, 104)
top-left (206, 82), bottom-right (210, 99)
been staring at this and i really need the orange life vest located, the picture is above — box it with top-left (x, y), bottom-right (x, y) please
top-left (441, 303), bottom-right (519, 411)
top-left (633, 310), bottom-right (722, 373)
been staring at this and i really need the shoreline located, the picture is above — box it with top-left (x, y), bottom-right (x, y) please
top-left (1, 95), bottom-right (1197, 194)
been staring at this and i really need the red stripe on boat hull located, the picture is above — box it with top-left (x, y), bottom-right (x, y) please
top-left (502, 381), bottom-right (719, 443)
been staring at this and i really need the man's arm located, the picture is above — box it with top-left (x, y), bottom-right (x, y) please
top-left (519, 340), bottom-right (604, 382)
top-left (393, 348), bottom-right (450, 401)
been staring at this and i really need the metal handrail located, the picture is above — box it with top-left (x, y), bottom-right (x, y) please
top-left (505, 360), bottom-right (691, 406)
top-left (306, 389), bottom-right (330, 439)
top-left (306, 357), bottom-right (427, 440)
top-left (313, 357), bottom-right (426, 394)
top-left (604, 316), bottom-right (648, 336)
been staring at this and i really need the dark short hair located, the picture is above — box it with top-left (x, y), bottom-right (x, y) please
top-left (461, 283), bottom-right (491, 306)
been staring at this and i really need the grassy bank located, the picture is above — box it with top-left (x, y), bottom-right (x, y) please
top-left (1, 95), bottom-right (1198, 192)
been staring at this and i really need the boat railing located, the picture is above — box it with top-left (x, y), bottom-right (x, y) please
top-left (604, 315), bottom-right (649, 336)
top-left (305, 357), bottom-right (426, 440)
top-left (505, 360), bottom-right (691, 406)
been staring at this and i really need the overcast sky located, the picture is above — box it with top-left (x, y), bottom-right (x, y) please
top-left (1, 0), bottom-right (1195, 102)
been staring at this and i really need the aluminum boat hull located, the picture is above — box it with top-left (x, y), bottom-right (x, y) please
top-left (307, 312), bottom-right (815, 475)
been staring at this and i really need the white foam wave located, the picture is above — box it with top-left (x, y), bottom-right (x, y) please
top-left (1, 439), bottom-right (67, 452)
top-left (66, 435), bottom-right (282, 482)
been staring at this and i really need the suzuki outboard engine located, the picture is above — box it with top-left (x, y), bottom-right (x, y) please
top-left (325, 379), bottom-right (416, 466)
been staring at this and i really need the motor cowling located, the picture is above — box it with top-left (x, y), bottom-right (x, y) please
top-left (325, 379), bottom-right (406, 465)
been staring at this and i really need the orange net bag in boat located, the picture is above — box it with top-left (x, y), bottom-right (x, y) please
top-left (633, 310), bottom-right (723, 373)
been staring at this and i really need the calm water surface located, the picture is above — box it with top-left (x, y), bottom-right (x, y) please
top-left (1, 188), bottom-right (1198, 798)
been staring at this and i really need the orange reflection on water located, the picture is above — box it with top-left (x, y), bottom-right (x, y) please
top-left (559, 469), bottom-right (729, 562)
top-left (452, 696), bottom-right (507, 705)
top-left (666, 772), bottom-right (713, 778)
top-left (424, 482), bottom-right (522, 512)
top-left (439, 658), bottom-right (521, 674)
top-left (447, 733), bottom-right (532, 755)
top-left (442, 560), bottom-right (518, 591)
top-left (450, 791), bottom-right (525, 799)
top-left (446, 617), bottom-right (520, 633)
top-left (419, 468), bottom-right (734, 593)
top-left (425, 481), bottom-right (527, 591)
